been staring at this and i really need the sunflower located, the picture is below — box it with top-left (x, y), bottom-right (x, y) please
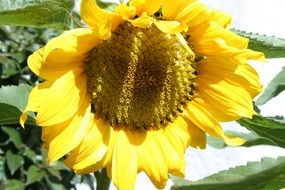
top-left (20, 0), bottom-right (264, 189)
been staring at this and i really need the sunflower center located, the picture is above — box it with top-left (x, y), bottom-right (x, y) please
top-left (85, 23), bottom-right (197, 129)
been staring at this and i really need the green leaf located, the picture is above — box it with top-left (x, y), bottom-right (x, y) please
top-left (206, 136), bottom-right (226, 148)
top-left (96, 0), bottom-right (117, 12)
top-left (45, 176), bottom-right (66, 190)
top-left (46, 167), bottom-right (61, 180)
top-left (50, 160), bottom-right (70, 171)
top-left (233, 131), bottom-right (274, 147)
top-left (6, 150), bottom-right (24, 175)
top-left (26, 165), bottom-right (46, 185)
top-left (23, 148), bottom-right (37, 162)
top-left (0, 103), bottom-right (34, 125)
top-left (1, 127), bottom-right (22, 148)
top-left (232, 29), bottom-right (285, 58)
top-left (171, 157), bottom-right (285, 190)
top-left (255, 67), bottom-right (285, 105)
top-left (94, 168), bottom-right (111, 190)
top-left (208, 131), bottom-right (277, 148)
top-left (237, 115), bottom-right (285, 148)
top-left (0, 84), bottom-right (35, 125)
top-left (0, 157), bottom-right (5, 181)
top-left (83, 174), bottom-right (95, 190)
top-left (0, 84), bottom-right (32, 111)
top-left (5, 179), bottom-right (24, 190)
top-left (0, 0), bottom-right (75, 30)
top-left (0, 55), bottom-right (19, 79)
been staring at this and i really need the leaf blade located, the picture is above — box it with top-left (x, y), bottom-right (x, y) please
top-left (171, 157), bottom-right (285, 190)
top-left (255, 67), bottom-right (285, 105)
top-left (237, 115), bottom-right (285, 148)
top-left (1, 127), bottom-right (22, 148)
top-left (232, 29), bottom-right (285, 58)
top-left (26, 165), bottom-right (46, 185)
top-left (0, 84), bottom-right (35, 125)
top-left (6, 150), bottom-right (24, 175)
top-left (0, 0), bottom-right (75, 30)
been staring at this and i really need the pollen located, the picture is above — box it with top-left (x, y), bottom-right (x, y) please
top-left (85, 23), bottom-right (197, 129)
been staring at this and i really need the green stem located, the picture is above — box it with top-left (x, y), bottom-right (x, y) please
top-left (94, 168), bottom-right (111, 190)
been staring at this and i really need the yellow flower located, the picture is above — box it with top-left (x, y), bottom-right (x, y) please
top-left (20, 0), bottom-right (264, 189)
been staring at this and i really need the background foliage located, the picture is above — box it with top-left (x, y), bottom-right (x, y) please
top-left (0, 0), bottom-right (285, 190)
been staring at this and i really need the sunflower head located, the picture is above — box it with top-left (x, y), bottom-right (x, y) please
top-left (86, 22), bottom-right (197, 129)
top-left (20, 0), bottom-right (264, 189)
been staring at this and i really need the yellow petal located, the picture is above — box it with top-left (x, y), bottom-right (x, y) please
top-left (200, 58), bottom-right (262, 99)
top-left (176, 32), bottom-right (195, 57)
top-left (193, 97), bottom-right (238, 122)
top-left (130, 0), bottom-right (163, 16)
top-left (194, 57), bottom-right (262, 122)
top-left (235, 63), bottom-right (263, 98)
top-left (112, 129), bottom-right (137, 190)
top-left (20, 81), bottom-right (52, 127)
top-left (81, 0), bottom-right (123, 37)
top-left (163, 0), bottom-right (210, 27)
top-left (182, 117), bottom-right (206, 149)
top-left (137, 131), bottom-right (168, 189)
top-left (130, 12), bottom-right (153, 28)
top-left (207, 10), bottom-right (232, 29)
top-left (175, 1), bottom-right (210, 27)
top-left (189, 22), bottom-right (265, 62)
top-left (153, 129), bottom-right (185, 177)
top-left (46, 99), bottom-right (91, 162)
top-left (198, 37), bottom-right (264, 63)
top-left (194, 97), bottom-right (239, 122)
top-left (43, 28), bottom-right (99, 64)
top-left (28, 47), bottom-right (83, 81)
top-left (74, 124), bottom-right (118, 174)
top-left (115, 3), bottom-right (136, 20)
top-left (184, 100), bottom-right (245, 146)
top-left (190, 22), bottom-right (249, 51)
top-left (65, 118), bottom-right (110, 170)
top-left (197, 72), bottom-right (256, 119)
top-left (163, 0), bottom-right (196, 20)
top-left (165, 117), bottom-right (190, 154)
top-left (28, 28), bottom-right (99, 80)
top-left (36, 71), bottom-right (87, 126)
top-left (154, 20), bottom-right (188, 34)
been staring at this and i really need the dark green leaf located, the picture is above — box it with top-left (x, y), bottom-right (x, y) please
top-left (26, 165), bottom-right (46, 185)
top-left (171, 157), bottom-right (285, 190)
top-left (0, 84), bottom-right (35, 125)
top-left (237, 115), bottom-right (285, 148)
top-left (0, 0), bottom-right (75, 30)
top-left (4, 179), bottom-right (24, 190)
top-left (1, 127), bottom-right (22, 148)
top-left (94, 168), bottom-right (110, 190)
top-left (232, 29), bottom-right (285, 58)
top-left (255, 67), bottom-right (285, 105)
top-left (0, 103), bottom-right (33, 125)
top-left (6, 150), bottom-right (24, 175)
